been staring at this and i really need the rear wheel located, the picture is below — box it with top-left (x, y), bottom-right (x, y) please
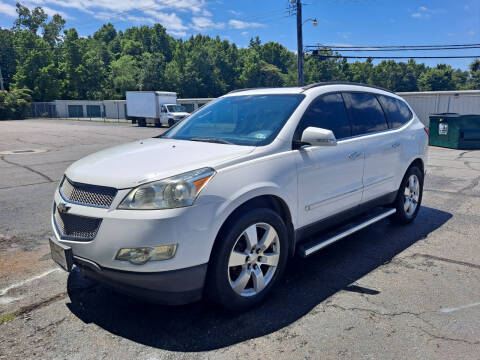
top-left (207, 208), bottom-right (289, 311)
top-left (391, 165), bottom-right (423, 224)
top-left (138, 118), bottom-right (146, 127)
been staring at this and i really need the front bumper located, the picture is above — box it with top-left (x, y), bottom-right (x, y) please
top-left (74, 255), bottom-right (207, 305)
top-left (52, 187), bottom-right (221, 273)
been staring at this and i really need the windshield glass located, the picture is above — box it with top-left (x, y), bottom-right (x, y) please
top-left (162, 94), bottom-right (305, 146)
top-left (167, 105), bottom-right (186, 113)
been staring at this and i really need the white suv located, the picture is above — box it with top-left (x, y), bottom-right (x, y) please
top-left (49, 82), bottom-right (428, 311)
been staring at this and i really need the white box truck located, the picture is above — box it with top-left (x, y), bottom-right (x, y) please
top-left (126, 91), bottom-right (190, 127)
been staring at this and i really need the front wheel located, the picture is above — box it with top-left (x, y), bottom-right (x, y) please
top-left (390, 165), bottom-right (423, 224)
top-left (206, 208), bottom-right (289, 311)
top-left (168, 119), bottom-right (174, 127)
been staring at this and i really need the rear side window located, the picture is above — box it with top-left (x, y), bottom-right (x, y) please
top-left (345, 92), bottom-right (388, 135)
top-left (294, 93), bottom-right (351, 141)
top-left (377, 95), bottom-right (413, 128)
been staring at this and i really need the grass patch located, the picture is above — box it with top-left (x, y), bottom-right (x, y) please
top-left (0, 312), bottom-right (17, 325)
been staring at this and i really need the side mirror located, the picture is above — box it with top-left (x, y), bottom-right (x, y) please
top-left (301, 127), bottom-right (337, 147)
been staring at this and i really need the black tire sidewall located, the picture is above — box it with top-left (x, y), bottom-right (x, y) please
top-left (393, 166), bottom-right (424, 224)
top-left (207, 208), bottom-right (289, 311)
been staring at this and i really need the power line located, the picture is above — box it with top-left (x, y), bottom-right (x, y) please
top-left (307, 46), bottom-right (480, 52)
top-left (309, 54), bottom-right (480, 59)
top-left (307, 43), bottom-right (480, 49)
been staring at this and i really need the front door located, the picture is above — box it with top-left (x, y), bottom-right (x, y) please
top-left (294, 93), bottom-right (364, 228)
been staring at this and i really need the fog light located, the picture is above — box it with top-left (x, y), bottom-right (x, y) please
top-left (115, 244), bottom-right (178, 265)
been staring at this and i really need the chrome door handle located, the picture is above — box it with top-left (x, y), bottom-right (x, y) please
top-left (392, 142), bottom-right (401, 149)
top-left (348, 151), bottom-right (362, 160)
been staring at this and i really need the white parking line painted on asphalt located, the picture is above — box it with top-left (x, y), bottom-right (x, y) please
top-left (0, 268), bottom-right (61, 296)
top-left (440, 302), bottom-right (480, 313)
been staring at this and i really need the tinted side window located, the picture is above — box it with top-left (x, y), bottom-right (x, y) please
top-left (346, 92), bottom-right (388, 135)
top-left (294, 93), bottom-right (351, 141)
top-left (378, 95), bottom-right (413, 128)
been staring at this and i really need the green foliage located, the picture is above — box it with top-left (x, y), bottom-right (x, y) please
top-left (1, 4), bottom-right (479, 104)
top-left (0, 88), bottom-right (32, 120)
top-left (13, 3), bottom-right (47, 33)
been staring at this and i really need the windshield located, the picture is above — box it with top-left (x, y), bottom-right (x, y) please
top-left (167, 105), bottom-right (187, 113)
top-left (162, 94), bottom-right (305, 146)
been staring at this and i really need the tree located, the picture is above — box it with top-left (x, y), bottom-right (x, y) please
top-left (0, 88), bottom-right (32, 119)
top-left (59, 28), bottom-right (83, 98)
top-left (0, 29), bottom-right (16, 90)
top-left (42, 14), bottom-right (66, 47)
top-left (93, 23), bottom-right (117, 44)
top-left (3, 4), bottom-right (480, 103)
top-left (108, 55), bottom-right (138, 98)
top-left (469, 60), bottom-right (480, 89)
top-left (418, 64), bottom-right (455, 91)
top-left (138, 52), bottom-right (166, 91)
top-left (12, 31), bottom-right (58, 101)
top-left (14, 3), bottom-right (47, 33)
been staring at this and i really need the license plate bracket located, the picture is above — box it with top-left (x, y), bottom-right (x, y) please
top-left (49, 236), bottom-right (73, 272)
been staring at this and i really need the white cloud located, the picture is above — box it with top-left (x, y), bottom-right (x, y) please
top-left (191, 16), bottom-right (224, 31)
top-left (42, 5), bottom-right (71, 19)
top-left (143, 9), bottom-right (188, 31)
top-left (228, 19), bottom-right (264, 29)
top-left (411, 5), bottom-right (444, 19)
top-left (468, 30), bottom-right (476, 36)
top-left (241, 31), bottom-right (248, 36)
top-left (228, 9), bottom-right (241, 16)
top-left (0, 1), bottom-right (17, 17)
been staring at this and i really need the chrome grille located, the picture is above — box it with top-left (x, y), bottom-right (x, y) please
top-left (54, 203), bottom-right (102, 241)
top-left (60, 177), bottom-right (117, 208)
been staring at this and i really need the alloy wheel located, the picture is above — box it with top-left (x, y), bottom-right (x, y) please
top-left (227, 222), bottom-right (280, 297)
top-left (403, 174), bottom-right (420, 217)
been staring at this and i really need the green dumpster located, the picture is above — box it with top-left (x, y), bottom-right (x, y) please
top-left (429, 113), bottom-right (480, 150)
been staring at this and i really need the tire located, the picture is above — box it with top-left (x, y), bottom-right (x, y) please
top-left (138, 118), bottom-right (146, 127)
top-left (154, 120), bottom-right (161, 127)
top-left (168, 119), bottom-right (174, 127)
top-left (390, 165), bottom-right (423, 224)
top-left (206, 208), bottom-right (289, 311)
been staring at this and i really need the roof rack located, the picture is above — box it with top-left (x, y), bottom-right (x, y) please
top-left (228, 87), bottom-right (268, 94)
top-left (227, 86), bottom-right (301, 94)
top-left (302, 81), bottom-right (395, 94)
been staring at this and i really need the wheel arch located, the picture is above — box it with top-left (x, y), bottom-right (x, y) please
top-left (409, 157), bottom-right (424, 173)
top-left (212, 194), bottom-right (296, 259)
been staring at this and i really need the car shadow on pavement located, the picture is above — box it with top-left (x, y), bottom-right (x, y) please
top-left (66, 206), bottom-right (451, 352)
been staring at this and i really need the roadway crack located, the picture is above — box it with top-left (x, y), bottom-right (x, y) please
top-left (0, 293), bottom-right (66, 324)
top-left (414, 326), bottom-right (480, 345)
top-left (459, 175), bottom-right (480, 193)
top-left (409, 253), bottom-right (480, 270)
top-left (324, 302), bottom-right (434, 328)
top-left (0, 156), bottom-right (54, 182)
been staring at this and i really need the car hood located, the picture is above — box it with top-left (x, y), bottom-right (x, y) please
top-left (65, 138), bottom-right (255, 189)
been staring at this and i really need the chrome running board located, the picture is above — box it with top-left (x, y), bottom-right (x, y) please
top-left (299, 208), bottom-right (396, 257)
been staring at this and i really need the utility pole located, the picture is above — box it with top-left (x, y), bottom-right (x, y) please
top-left (296, 0), bottom-right (303, 86)
top-left (0, 66), bottom-right (4, 91)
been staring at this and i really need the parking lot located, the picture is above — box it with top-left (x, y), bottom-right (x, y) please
top-left (0, 119), bottom-right (479, 359)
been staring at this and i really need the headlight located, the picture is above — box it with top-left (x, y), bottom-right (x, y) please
top-left (118, 167), bottom-right (215, 210)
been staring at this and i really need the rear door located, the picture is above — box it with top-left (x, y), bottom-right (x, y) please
top-left (295, 93), bottom-right (365, 227)
top-left (343, 92), bottom-right (399, 202)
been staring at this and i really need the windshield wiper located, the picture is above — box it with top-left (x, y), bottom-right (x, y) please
top-left (190, 138), bottom-right (234, 145)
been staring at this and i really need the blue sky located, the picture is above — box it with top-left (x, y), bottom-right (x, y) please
top-left (0, 0), bottom-right (479, 69)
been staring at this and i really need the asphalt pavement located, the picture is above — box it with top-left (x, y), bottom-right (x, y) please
top-left (0, 119), bottom-right (479, 359)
